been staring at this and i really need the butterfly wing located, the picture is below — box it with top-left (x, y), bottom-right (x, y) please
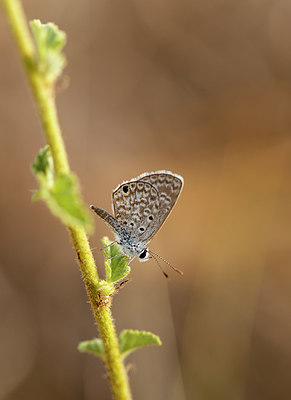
top-left (137, 171), bottom-right (183, 232)
top-left (112, 171), bottom-right (183, 245)
top-left (112, 180), bottom-right (160, 244)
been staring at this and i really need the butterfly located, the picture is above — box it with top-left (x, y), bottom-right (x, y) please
top-left (90, 170), bottom-right (184, 278)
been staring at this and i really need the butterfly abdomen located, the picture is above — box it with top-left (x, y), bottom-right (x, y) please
top-left (90, 205), bottom-right (134, 248)
top-left (90, 206), bottom-right (119, 232)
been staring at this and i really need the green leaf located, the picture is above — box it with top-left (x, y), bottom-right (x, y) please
top-left (78, 339), bottom-right (105, 360)
top-left (119, 329), bottom-right (162, 360)
top-left (31, 144), bottom-right (52, 175)
top-left (30, 19), bottom-right (66, 84)
top-left (47, 172), bottom-right (93, 231)
top-left (32, 146), bottom-right (93, 232)
top-left (31, 145), bottom-right (54, 201)
top-left (102, 237), bottom-right (130, 283)
top-left (78, 330), bottom-right (162, 361)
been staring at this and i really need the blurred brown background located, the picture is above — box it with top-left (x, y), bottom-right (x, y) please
top-left (1, 0), bottom-right (291, 399)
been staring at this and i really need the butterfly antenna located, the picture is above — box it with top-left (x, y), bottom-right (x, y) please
top-left (149, 250), bottom-right (183, 276)
top-left (149, 252), bottom-right (169, 279)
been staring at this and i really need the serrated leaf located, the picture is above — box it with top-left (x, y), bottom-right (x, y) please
top-left (102, 237), bottom-right (130, 283)
top-left (119, 329), bottom-right (162, 360)
top-left (78, 339), bottom-right (105, 360)
top-left (78, 330), bottom-right (161, 361)
top-left (30, 19), bottom-right (66, 84)
top-left (32, 146), bottom-right (93, 232)
top-left (46, 172), bottom-right (93, 231)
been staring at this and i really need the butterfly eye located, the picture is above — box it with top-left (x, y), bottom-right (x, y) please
top-left (148, 215), bottom-right (153, 221)
top-left (139, 226), bottom-right (145, 232)
top-left (123, 185), bottom-right (129, 193)
top-left (123, 221), bottom-right (127, 225)
top-left (139, 249), bottom-right (148, 259)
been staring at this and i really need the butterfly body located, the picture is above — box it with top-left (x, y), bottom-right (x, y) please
top-left (90, 206), bottom-right (148, 259)
top-left (91, 170), bottom-right (184, 268)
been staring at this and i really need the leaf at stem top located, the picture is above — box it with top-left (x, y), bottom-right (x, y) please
top-left (32, 145), bottom-right (93, 232)
top-left (30, 19), bottom-right (66, 84)
top-left (102, 237), bottom-right (130, 283)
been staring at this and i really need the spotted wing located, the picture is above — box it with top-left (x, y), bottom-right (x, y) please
top-left (137, 171), bottom-right (183, 232)
top-left (112, 180), bottom-right (160, 244)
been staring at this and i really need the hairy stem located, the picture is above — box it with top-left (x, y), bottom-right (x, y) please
top-left (2, 0), bottom-right (132, 398)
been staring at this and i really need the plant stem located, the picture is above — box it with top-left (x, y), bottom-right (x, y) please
top-left (2, 0), bottom-right (132, 398)
top-left (2, 0), bottom-right (69, 174)
top-left (70, 228), bottom-right (132, 399)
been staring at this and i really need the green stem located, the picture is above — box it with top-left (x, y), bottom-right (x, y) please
top-left (96, 306), bottom-right (131, 399)
top-left (70, 228), bottom-right (131, 399)
top-left (2, 0), bottom-right (132, 398)
top-left (2, 0), bottom-right (69, 173)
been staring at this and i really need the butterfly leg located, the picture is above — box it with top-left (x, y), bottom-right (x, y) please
top-left (101, 240), bottom-right (120, 251)
top-left (127, 256), bottom-right (136, 265)
top-left (107, 254), bottom-right (127, 262)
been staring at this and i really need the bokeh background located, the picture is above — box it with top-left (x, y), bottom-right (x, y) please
top-left (1, 0), bottom-right (291, 399)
